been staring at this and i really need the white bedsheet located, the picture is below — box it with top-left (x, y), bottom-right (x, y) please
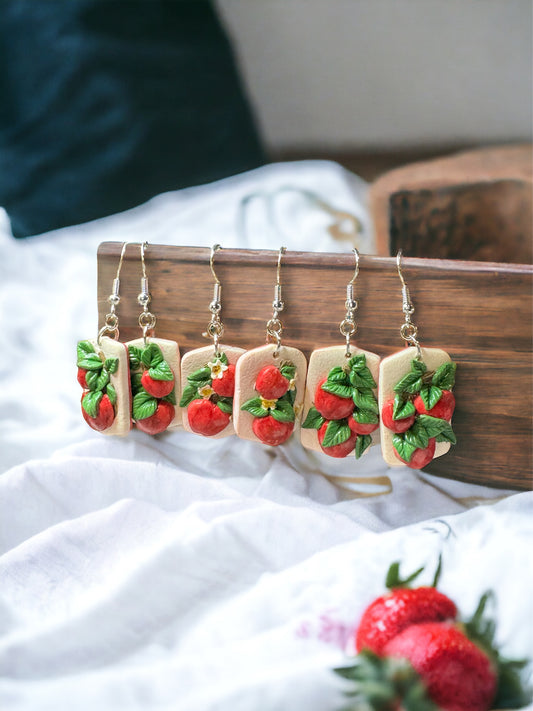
top-left (0, 161), bottom-right (531, 710)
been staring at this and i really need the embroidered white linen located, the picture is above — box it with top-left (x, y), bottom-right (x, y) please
top-left (0, 162), bottom-right (531, 710)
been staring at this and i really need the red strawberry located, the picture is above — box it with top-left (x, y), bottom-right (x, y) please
top-left (252, 415), bottom-right (294, 445)
top-left (381, 399), bottom-right (416, 433)
top-left (314, 377), bottom-right (354, 420)
top-left (141, 370), bottom-right (175, 399)
top-left (135, 400), bottom-right (174, 434)
top-left (318, 420), bottom-right (357, 458)
top-left (394, 437), bottom-right (436, 469)
top-left (348, 417), bottom-right (379, 435)
top-left (255, 365), bottom-right (290, 399)
top-left (384, 622), bottom-right (497, 711)
top-left (77, 367), bottom-right (89, 389)
top-left (356, 586), bottom-right (457, 655)
top-left (414, 389), bottom-right (456, 421)
top-left (187, 399), bottom-right (230, 436)
top-left (81, 393), bottom-right (115, 432)
top-left (211, 363), bottom-right (236, 397)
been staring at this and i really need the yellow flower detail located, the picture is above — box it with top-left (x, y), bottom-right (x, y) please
top-left (208, 359), bottom-right (228, 380)
top-left (261, 398), bottom-right (277, 410)
top-left (199, 384), bottom-right (214, 399)
top-left (288, 378), bottom-right (297, 391)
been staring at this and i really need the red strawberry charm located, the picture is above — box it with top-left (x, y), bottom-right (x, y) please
top-left (255, 365), bottom-right (290, 400)
top-left (135, 400), bottom-right (174, 435)
top-left (252, 415), bottom-right (294, 446)
top-left (211, 363), bottom-right (236, 398)
top-left (81, 392), bottom-right (115, 432)
top-left (414, 389), bottom-right (456, 421)
top-left (141, 370), bottom-right (175, 399)
top-left (381, 398), bottom-right (416, 433)
top-left (394, 437), bottom-right (436, 469)
top-left (187, 399), bottom-right (231, 436)
top-left (77, 367), bottom-right (89, 389)
top-left (314, 377), bottom-right (355, 420)
top-left (318, 420), bottom-right (358, 458)
top-left (348, 416), bottom-right (379, 435)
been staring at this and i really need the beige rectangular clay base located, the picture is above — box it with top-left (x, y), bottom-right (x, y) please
top-left (300, 344), bottom-right (381, 454)
top-left (379, 346), bottom-right (451, 467)
top-left (233, 343), bottom-right (307, 443)
top-left (180, 344), bottom-right (245, 438)
top-left (87, 336), bottom-right (132, 436)
top-left (126, 337), bottom-right (182, 430)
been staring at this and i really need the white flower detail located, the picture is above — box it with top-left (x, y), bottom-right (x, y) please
top-left (198, 384), bottom-right (214, 399)
top-left (208, 359), bottom-right (228, 380)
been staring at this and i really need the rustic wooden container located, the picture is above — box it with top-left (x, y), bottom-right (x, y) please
top-left (97, 243), bottom-right (532, 491)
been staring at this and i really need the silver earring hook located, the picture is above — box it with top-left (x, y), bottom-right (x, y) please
top-left (210, 244), bottom-right (222, 285)
top-left (204, 244), bottom-right (224, 356)
top-left (137, 241), bottom-right (156, 343)
top-left (266, 246), bottom-right (286, 357)
top-left (396, 250), bottom-right (422, 357)
top-left (98, 241), bottom-right (129, 344)
top-left (340, 248), bottom-right (359, 356)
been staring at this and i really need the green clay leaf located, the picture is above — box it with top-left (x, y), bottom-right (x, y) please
top-left (218, 352), bottom-right (229, 366)
top-left (128, 345), bottom-right (143, 371)
top-left (352, 388), bottom-right (379, 414)
top-left (347, 353), bottom-right (367, 372)
top-left (280, 363), bottom-right (296, 381)
top-left (133, 390), bottom-right (158, 421)
top-left (187, 367), bottom-right (212, 384)
top-left (106, 383), bottom-right (117, 406)
top-left (285, 388), bottom-right (296, 405)
top-left (216, 398), bottom-right (233, 414)
top-left (77, 353), bottom-right (104, 371)
top-left (326, 366), bottom-right (350, 384)
top-left (302, 406), bottom-right (325, 430)
top-left (321, 419), bottom-right (351, 448)
top-left (420, 384), bottom-right (443, 411)
top-left (141, 343), bottom-right (164, 369)
top-left (86, 368), bottom-right (110, 392)
top-left (241, 397), bottom-right (269, 418)
top-left (404, 421), bottom-right (429, 450)
top-left (349, 368), bottom-right (376, 389)
top-left (393, 371), bottom-right (423, 395)
top-left (82, 390), bottom-right (103, 418)
top-left (131, 372), bottom-right (143, 394)
top-left (355, 434), bottom-right (372, 459)
top-left (321, 381), bottom-right (353, 399)
top-left (179, 384), bottom-right (200, 407)
top-left (417, 414), bottom-right (453, 439)
top-left (163, 389), bottom-right (176, 405)
top-left (353, 409), bottom-right (379, 425)
top-left (148, 359), bottom-right (174, 382)
top-left (434, 422), bottom-right (457, 445)
top-left (104, 357), bottom-right (119, 374)
top-left (270, 399), bottom-right (295, 423)
top-left (432, 362), bottom-right (456, 390)
top-left (392, 433), bottom-right (417, 463)
top-left (77, 341), bottom-right (95, 361)
top-left (412, 359), bottom-right (427, 375)
top-left (393, 394), bottom-right (416, 420)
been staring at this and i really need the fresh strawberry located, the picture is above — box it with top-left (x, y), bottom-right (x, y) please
top-left (414, 390), bottom-right (456, 421)
top-left (394, 438), bottom-right (436, 469)
top-left (314, 377), bottom-right (354, 420)
top-left (81, 392), bottom-right (115, 432)
top-left (252, 415), bottom-right (294, 445)
top-left (211, 363), bottom-right (236, 397)
top-left (384, 621), bottom-right (497, 711)
top-left (255, 365), bottom-right (290, 400)
top-left (348, 417), bottom-right (379, 435)
top-left (381, 398), bottom-right (416, 433)
top-left (135, 400), bottom-right (174, 434)
top-left (318, 420), bottom-right (358, 457)
top-left (356, 586), bottom-right (457, 655)
top-left (141, 370), bottom-right (175, 399)
top-left (77, 367), bottom-right (89, 389)
top-left (187, 399), bottom-right (230, 436)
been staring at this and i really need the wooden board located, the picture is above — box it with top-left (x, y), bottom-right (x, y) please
top-left (97, 242), bottom-right (533, 491)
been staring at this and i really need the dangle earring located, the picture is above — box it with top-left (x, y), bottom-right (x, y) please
top-left (301, 249), bottom-right (380, 459)
top-left (179, 245), bottom-right (245, 437)
top-left (379, 252), bottom-right (457, 468)
top-left (126, 242), bottom-right (182, 434)
top-left (76, 242), bottom-right (132, 435)
top-left (234, 247), bottom-right (307, 446)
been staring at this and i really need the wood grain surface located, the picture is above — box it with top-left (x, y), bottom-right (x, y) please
top-left (97, 242), bottom-right (533, 491)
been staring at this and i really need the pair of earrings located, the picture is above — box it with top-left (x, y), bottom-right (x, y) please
top-left (300, 250), bottom-right (457, 469)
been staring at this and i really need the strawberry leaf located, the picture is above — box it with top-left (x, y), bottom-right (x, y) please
top-left (326, 366), bottom-right (350, 384)
top-left (420, 384), bottom-right (443, 411)
top-left (163, 389), bottom-right (176, 405)
top-left (218, 352), bottom-right (229, 366)
top-left (353, 409), bottom-right (379, 425)
top-left (347, 353), bottom-right (367, 372)
top-left (404, 420), bottom-right (429, 450)
top-left (133, 390), bottom-right (158, 421)
top-left (106, 383), bottom-right (117, 406)
top-left (128, 345), bottom-right (143, 370)
top-left (216, 398), bottom-right (233, 414)
top-left (302, 406), bottom-right (325, 430)
top-left (352, 388), bottom-right (379, 414)
top-left (393, 394), bottom-right (416, 420)
top-left (321, 381), bottom-right (353, 399)
top-left (350, 368), bottom-right (377, 389)
top-left (187, 366), bottom-right (212, 384)
top-left (77, 353), bottom-right (104, 371)
top-left (271, 399), bottom-right (295, 423)
top-left (179, 384), bottom-right (200, 407)
top-left (241, 397), bottom-right (269, 418)
top-left (131, 372), bottom-right (143, 394)
top-left (385, 560), bottom-right (425, 589)
top-left (355, 434), bottom-right (372, 459)
top-left (104, 357), bottom-right (119, 374)
top-left (280, 363), bottom-right (296, 380)
top-left (432, 362), bottom-right (456, 390)
top-left (77, 341), bottom-right (95, 360)
top-left (392, 433), bottom-right (417, 463)
top-left (285, 388), bottom-right (296, 405)
top-left (322, 419), bottom-right (351, 448)
top-left (141, 343), bottom-right (164, 368)
top-left (148, 359), bottom-right (174, 381)
top-left (82, 390), bottom-right (103, 418)
top-left (417, 415), bottom-right (456, 444)
top-left (86, 368), bottom-right (110, 392)
top-left (394, 371), bottom-right (423, 395)
top-left (412, 359), bottom-right (427, 375)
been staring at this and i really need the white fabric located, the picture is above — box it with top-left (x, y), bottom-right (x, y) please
top-left (0, 161), bottom-right (531, 710)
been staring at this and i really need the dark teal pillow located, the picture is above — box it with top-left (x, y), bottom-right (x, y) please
top-left (0, 0), bottom-right (264, 237)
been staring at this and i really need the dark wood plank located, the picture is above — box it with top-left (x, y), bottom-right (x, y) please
top-left (97, 243), bottom-right (533, 491)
